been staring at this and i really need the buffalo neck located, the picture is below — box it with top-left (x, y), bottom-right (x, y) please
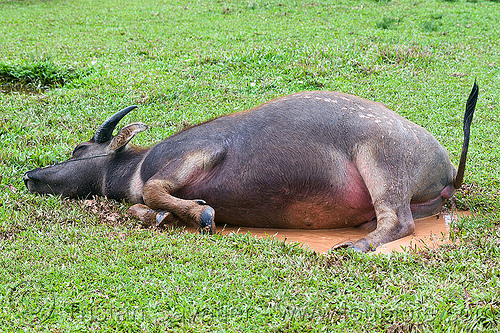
top-left (102, 147), bottom-right (150, 202)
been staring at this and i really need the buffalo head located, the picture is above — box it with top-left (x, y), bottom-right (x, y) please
top-left (24, 106), bottom-right (147, 198)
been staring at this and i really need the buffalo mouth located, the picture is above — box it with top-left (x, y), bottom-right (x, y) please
top-left (23, 170), bottom-right (86, 198)
top-left (23, 170), bottom-right (58, 195)
top-left (23, 171), bottom-right (42, 193)
top-left (23, 172), bottom-right (34, 190)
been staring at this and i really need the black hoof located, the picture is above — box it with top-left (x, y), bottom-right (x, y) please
top-left (153, 211), bottom-right (179, 229)
top-left (347, 245), bottom-right (364, 253)
top-left (155, 211), bottom-right (168, 228)
top-left (200, 206), bottom-right (215, 234)
top-left (330, 242), bottom-right (366, 253)
top-left (331, 241), bottom-right (354, 251)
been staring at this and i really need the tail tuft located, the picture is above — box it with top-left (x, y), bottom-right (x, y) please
top-left (453, 81), bottom-right (478, 189)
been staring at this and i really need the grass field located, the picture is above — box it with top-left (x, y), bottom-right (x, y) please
top-left (1, 0), bottom-right (499, 331)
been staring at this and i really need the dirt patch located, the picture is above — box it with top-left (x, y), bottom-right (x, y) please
top-left (80, 197), bottom-right (132, 226)
top-left (0, 225), bottom-right (26, 241)
top-left (0, 84), bottom-right (47, 95)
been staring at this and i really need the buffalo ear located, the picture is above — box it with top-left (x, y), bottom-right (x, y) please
top-left (109, 122), bottom-right (148, 152)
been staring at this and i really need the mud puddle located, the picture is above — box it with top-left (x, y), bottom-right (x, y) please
top-left (181, 211), bottom-right (470, 254)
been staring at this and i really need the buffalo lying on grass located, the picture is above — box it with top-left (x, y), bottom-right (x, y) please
top-left (24, 83), bottom-right (478, 252)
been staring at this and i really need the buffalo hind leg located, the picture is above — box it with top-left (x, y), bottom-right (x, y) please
top-left (333, 150), bottom-right (416, 252)
top-left (334, 201), bottom-right (414, 252)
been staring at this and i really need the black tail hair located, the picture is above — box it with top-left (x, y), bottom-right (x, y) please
top-left (453, 81), bottom-right (479, 189)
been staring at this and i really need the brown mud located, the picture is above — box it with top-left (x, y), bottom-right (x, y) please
top-left (182, 211), bottom-right (470, 254)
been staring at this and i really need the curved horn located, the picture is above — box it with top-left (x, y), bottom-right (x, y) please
top-left (93, 105), bottom-right (138, 143)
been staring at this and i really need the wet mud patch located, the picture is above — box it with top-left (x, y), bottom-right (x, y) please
top-left (176, 211), bottom-right (470, 254)
top-left (85, 198), bottom-right (469, 254)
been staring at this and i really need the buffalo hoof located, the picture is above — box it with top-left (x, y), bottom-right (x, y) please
top-left (128, 204), bottom-right (179, 229)
top-left (331, 241), bottom-right (367, 253)
top-left (128, 204), bottom-right (158, 227)
top-left (200, 206), bottom-right (215, 235)
top-left (155, 211), bottom-right (179, 229)
top-left (347, 245), bottom-right (365, 253)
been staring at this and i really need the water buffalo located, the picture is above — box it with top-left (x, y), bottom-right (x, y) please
top-left (24, 83), bottom-right (478, 252)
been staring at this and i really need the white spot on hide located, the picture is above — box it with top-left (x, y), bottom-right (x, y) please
top-left (129, 156), bottom-right (146, 203)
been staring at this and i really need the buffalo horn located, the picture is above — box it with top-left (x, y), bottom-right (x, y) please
top-left (93, 105), bottom-right (138, 143)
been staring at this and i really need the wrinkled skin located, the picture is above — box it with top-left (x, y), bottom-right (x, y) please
top-left (24, 88), bottom-right (477, 252)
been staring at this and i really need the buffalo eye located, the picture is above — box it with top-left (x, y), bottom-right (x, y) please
top-left (72, 144), bottom-right (88, 157)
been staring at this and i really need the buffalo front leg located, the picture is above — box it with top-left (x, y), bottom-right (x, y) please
top-left (128, 203), bottom-right (180, 229)
top-left (142, 180), bottom-right (215, 234)
top-left (138, 145), bottom-right (226, 234)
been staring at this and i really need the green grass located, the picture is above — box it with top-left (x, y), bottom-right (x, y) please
top-left (0, 57), bottom-right (92, 92)
top-left (1, 0), bottom-right (500, 331)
